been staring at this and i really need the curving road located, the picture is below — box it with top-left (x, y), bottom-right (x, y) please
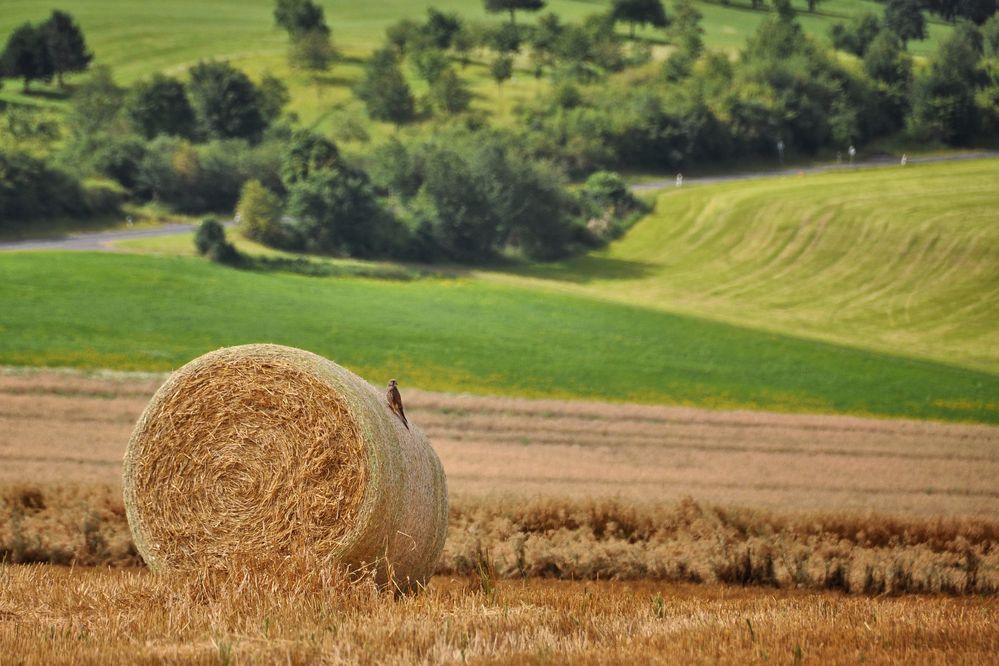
top-left (2, 151), bottom-right (996, 252)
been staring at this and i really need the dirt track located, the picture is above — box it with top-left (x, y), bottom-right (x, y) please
top-left (2, 368), bottom-right (997, 516)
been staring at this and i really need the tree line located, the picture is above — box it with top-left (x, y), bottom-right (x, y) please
top-left (2, 1), bottom-right (998, 263)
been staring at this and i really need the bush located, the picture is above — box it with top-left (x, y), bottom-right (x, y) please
top-left (237, 179), bottom-right (284, 246)
top-left (0, 148), bottom-right (87, 225)
top-left (90, 134), bottom-right (148, 189)
top-left (284, 166), bottom-right (394, 256)
top-left (194, 218), bottom-right (240, 264)
top-left (579, 171), bottom-right (646, 241)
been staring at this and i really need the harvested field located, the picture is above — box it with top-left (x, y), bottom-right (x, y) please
top-left (2, 368), bottom-right (998, 516)
top-left (2, 367), bottom-right (999, 662)
top-left (1, 565), bottom-right (996, 665)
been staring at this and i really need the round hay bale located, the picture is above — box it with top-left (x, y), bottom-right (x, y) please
top-left (122, 344), bottom-right (448, 589)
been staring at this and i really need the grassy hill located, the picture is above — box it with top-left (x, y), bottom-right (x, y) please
top-left (0, 0), bottom-right (954, 131)
top-left (504, 159), bottom-right (999, 375)
top-left (1, 251), bottom-right (997, 424)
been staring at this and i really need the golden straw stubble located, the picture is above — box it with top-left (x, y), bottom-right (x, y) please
top-left (122, 344), bottom-right (448, 589)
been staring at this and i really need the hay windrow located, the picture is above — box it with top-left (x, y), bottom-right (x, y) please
top-left (122, 344), bottom-right (448, 587)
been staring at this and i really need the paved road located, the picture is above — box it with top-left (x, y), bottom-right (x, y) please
top-left (0, 222), bottom-right (202, 252)
top-left (2, 151), bottom-right (996, 252)
top-left (631, 150), bottom-right (999, 191)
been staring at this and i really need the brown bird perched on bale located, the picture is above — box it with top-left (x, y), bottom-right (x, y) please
top-left (386, 379), bottom-right (409, 429)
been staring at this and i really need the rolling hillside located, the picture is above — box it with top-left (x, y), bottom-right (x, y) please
top-left (507, 159), bottom-right (999, 375)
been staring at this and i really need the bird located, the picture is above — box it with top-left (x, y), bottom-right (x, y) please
top-left (386, 379), bottom-right (409, 429)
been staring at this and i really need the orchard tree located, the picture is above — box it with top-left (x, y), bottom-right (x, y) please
top-left (0, 23), bottom-right (53, 92)
top-left (430, 67), bottom-right (472, 114)
top-left (41, 10), bottom-right (92, 87)
top-left (290, 29), bottom-right (335, 71)
top-left (125, 74), bottom-right (195, 139)
top-left (187, 61), bottom-right (268, 141)
top-left (274, 0), bottom-right (329, 38)
top-left (423, 8), bottom-right (463, 49)
top-left (483, 0), bottom-right (546, 25)
top-left (611, 0), bottom-right (669, 39)
top-left (490, 54), bottom-right (514, 94)
top-left (355, 47), bottom-right (415, 125)
top-left (884, 0), bottom-right (927, 44)
top-left (258, 73), bottom-right (290, 121)
top-left (829, 13), bottom-right (882, 56)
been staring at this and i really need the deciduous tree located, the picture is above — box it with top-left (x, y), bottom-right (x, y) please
top-left (884, 0), bottom-right (927, 44)
top-left (611, 0), bottom-right (669, 38)
top-left (355, 48), bottom-right (415, 125)
top-left (41, 10), bottom-right (92, 87)
top-left (125, 74), bottom-right (196, 139)
top-left (274, 0), bottom-right (329, 38)
top-left (483, 0), bottom-right (546, 25)
top-left (187, 61), bottom-right (268, 141)
top-left (0, 23), bottom-right (54, 92)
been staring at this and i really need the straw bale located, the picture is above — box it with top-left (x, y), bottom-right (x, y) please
top-left (122, 344), bottom-right (448, 589)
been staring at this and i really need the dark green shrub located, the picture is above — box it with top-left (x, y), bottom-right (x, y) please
top-left (194, 218), bottom-right (240, 264)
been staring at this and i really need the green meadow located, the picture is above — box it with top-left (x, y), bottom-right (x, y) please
top-left (1, 251), bottom-right (997, 423)
top-left (502, 159), bottom-right (999, 376)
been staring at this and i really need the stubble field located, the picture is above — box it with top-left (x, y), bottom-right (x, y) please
top-left (2, 367), bottom-right (998, 662)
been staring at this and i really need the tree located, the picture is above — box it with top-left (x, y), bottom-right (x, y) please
top-left (195, 218), bottom-right (240, 264)
top-left (41, 10), bottom-right (92, 87)
top-left (67, 66), bottom-right (125, 138)
top-left (289, 29), bottom-right (335, 71)
top-left (985, 11), bottom-right (999, 55)
top-left (430, 67), bottom-right (472, 114)
top-left (925, 0), bottom-right (997, 24)
top-left (258, 73), bottom-right (290, 121)
top-left (187, 61), bottom-right (268, 141)
top-left (285, 167), bottom-right (389, 256)
top-left (490, 54), bottom-right (514, 94)
top-left (489, 22), bottom-right (524, 53)
top-left (413, 48), bottom-right (450, 84)
top-left (611, 0), bottom-right (669, 38)
top-left (274, 0), bottom-right (329, 38)
top-left (355, 47), bottom-right (415, 125)
top-left (483, 0), bottom-right (546, 25)
top-left (0, 23), bottom-right (54, 92)
top-left (884, 0), bottom-right (927, 44)
top-left (864, 30), bottom-right (913, 129)
top-left (124, 74), bottom-right (196, 139)
top-left (864, 30), bottom-right (912, 86)
top-left (237, 179), bottom-right (284, 245)
top-left (910, 22), bottom-right (982, 142)
top-left (671, 0), bottom-right (704, 55)
top-left (281, 130), bottom-right (342, 185)
top-left (423, 8), bottom-right (463, 49)
top-left (829, 13), bottom-right (882, 56)
top-left (806, 0), bottom-right (824, 13)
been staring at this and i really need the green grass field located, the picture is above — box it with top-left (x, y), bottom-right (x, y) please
top-left (501, 159), bottom-right (999, 376)
top-left (1, 250), bottom-right (997, 423)
top-left (0, 0), bottom-right (953, 132)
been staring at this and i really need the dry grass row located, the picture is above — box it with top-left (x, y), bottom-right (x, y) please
top-left (4, 484), bottom-right (997, 596)
top-left (1, 563), bottom-right (998, 665)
